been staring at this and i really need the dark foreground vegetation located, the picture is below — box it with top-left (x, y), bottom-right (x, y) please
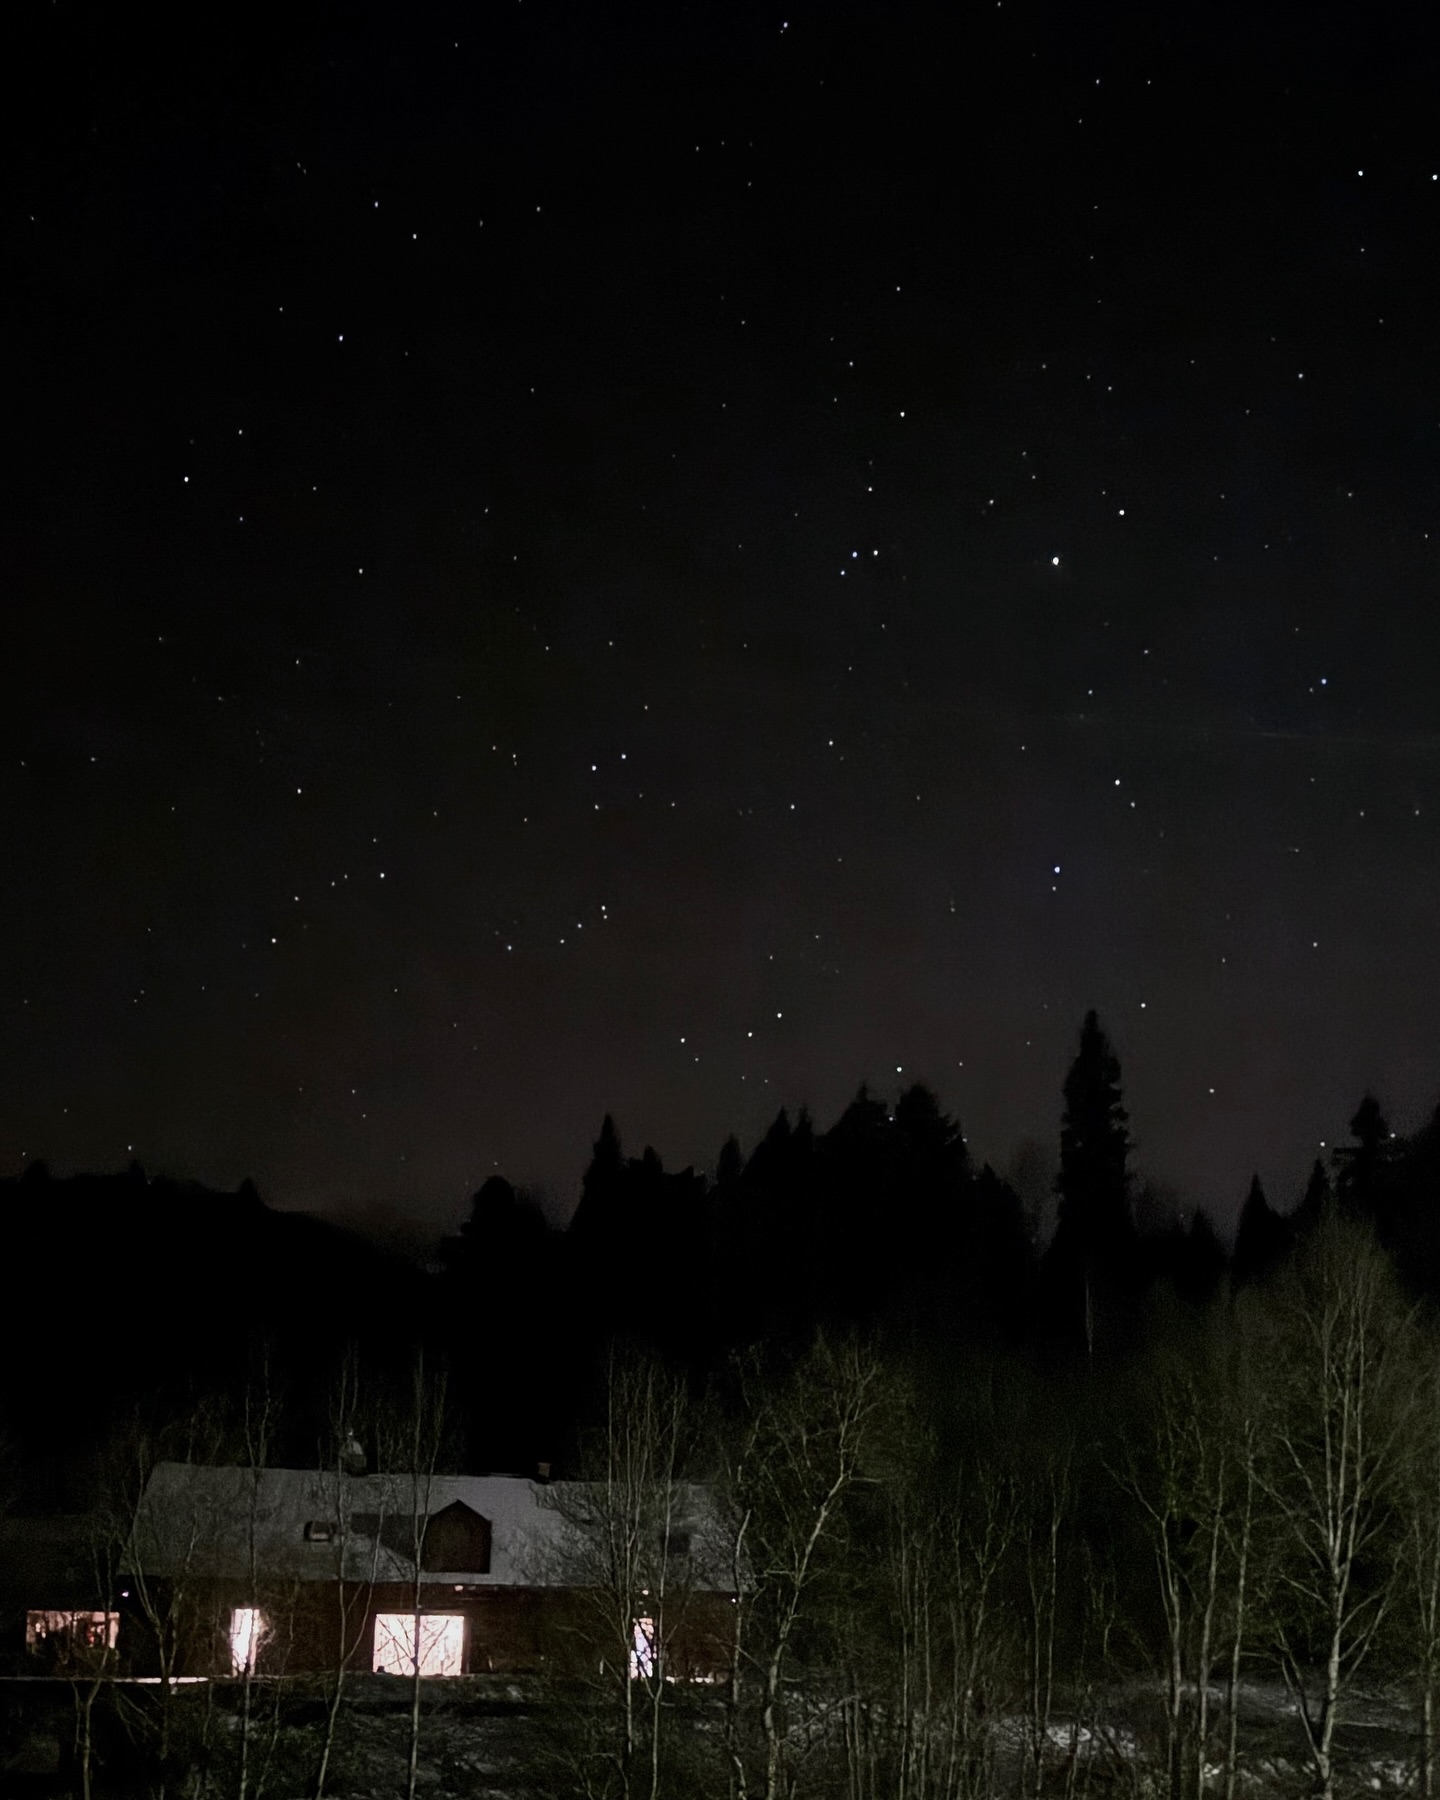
top-left (0, 1664), bottom-right (1431, 1800)
top-left (8, 1011), bottom-right (1440, 1800)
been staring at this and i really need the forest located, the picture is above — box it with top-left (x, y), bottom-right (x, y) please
top-left (6, 1009), bottom-right (1440, 1800)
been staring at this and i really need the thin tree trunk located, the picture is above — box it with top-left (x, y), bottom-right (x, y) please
top-left (398, 1353), bottom-right (446, 1800)
top-left (1222, 1441), bottom-right (1253, 1800)
top-left (1193, 1482), bottom-right (1225, 1800)
top-left (73, 1676), bottom-right (101, 1800)
top-left (726, 1506), bottom-right (751, 1800)
top-left (1025, 1481), bottom-right (1062, 1800)
top-left (406, 1614), bottom-right (425, 1800)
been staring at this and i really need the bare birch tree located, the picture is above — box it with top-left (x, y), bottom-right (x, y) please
top-left (1254, 1212), bottom-right (1415, 1800)
top-left (1218, 1357), bottom-right (1263, 1800)
top-left (1019, 1444), bottom-right (1071, 1800)
top-left (69, 1520), bottom-right (124, 1800)
top-left (311, 1352), bottom-right (387, 1800)
top-left (233, 1363), bottom-right (279, 1800)
top-left (102, 1395), bottom-right (231, 1800)
top-left (380, 1350), bottom-right (451, 1800)
top-left (539, 1348), bottom-right (702, 1800)
top-left (719, 1335), bottom-right (883, 1800)
top-left (1395, 1336), bottom-right (1440, 1800)
top-left (851, 1441), bottom-right (1019, 1800)
top-left (1116, 1339), bottom-right (1248, 1800)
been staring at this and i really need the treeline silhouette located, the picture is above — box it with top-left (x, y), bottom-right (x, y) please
top-left (8, 1009), bottom-right (1440, 1497)
top-left (443, 1009), bottom-right (1440, 1463)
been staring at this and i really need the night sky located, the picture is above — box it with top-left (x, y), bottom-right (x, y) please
top-left (8, 0), bottom-right (1440, 1241)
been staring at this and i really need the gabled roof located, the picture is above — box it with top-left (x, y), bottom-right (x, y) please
top-left (127, 1465), bottom-right (732, 1590)
top-left (127, 1466), bottom-right (564, 1585)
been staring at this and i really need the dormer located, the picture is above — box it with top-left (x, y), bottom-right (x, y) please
top-left (420, 1501), bottom-right (492, 1574)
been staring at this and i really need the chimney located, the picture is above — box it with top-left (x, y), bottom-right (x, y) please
top-left (536, 1460), bottom-right (551, 1484)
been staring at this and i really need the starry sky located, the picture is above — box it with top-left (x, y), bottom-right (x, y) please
top-left (7, 0), bottom-right (1440, 1241)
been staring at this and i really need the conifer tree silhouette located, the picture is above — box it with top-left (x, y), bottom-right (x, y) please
top-left (1054, 1011), bottom-right (1133, 1263)
top-left (1234, 1173), bottom-right (1290, 1284)
top-left (1047, 1010), bottom-right (1135, 1356)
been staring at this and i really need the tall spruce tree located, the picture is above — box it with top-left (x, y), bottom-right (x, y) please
top-left (567, 1114), bottom-right (629, 1348)
top-left (573, 1113), bottom-right (624, 1244)
top-left (1333, 1093), bottom-right (1392, 1222)
top-left (1233, 1173), bottom-right (1290, 1285)
top-left (1048, 1010), bottom-right (1135, 1354)
top-left (1055, 1010), bottom-right (1133, 1260)
top-left (1295, 1156), bottom-right (1333, 1232)
top-left (1389, 1099), bottom-right (1440, 1294)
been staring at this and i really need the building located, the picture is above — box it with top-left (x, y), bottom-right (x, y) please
top-left (115, 1462), bottom-right (732, 1681)
top-left (0, 1513), bottom-right (119, 1675)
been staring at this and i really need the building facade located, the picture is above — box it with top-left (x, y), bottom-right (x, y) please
top-left (110, 1463), bottom-right (732, 1681)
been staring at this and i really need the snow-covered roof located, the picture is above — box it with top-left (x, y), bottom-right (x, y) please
top-left (128, 1465), bottom-right (569, 1585)
top-left (127, 1465), bottom-right (731, 1589)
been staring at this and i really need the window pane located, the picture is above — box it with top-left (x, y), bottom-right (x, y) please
top-left (373, 1613), bottom-right (465, 1677)
top-left (25, 1611), bottom-right (119, 1662)
top-left (630, 1616), bottom-right (657, 1681)
top-left (230, 1607), bottom-right (264, 1675)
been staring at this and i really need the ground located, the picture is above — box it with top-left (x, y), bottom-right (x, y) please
top-left (0, 1675), bottom-right (1430, 1798)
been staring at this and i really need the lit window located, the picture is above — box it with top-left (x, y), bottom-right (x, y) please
top-left (230, 1607), bottom-right (265, 1675)
top-left (26, 1611), bottom-right (119, 1664)
top-left (629, 1616), bottom-right (657, 1681)
top-left (372, 1613), bottom-right (465, 1677)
